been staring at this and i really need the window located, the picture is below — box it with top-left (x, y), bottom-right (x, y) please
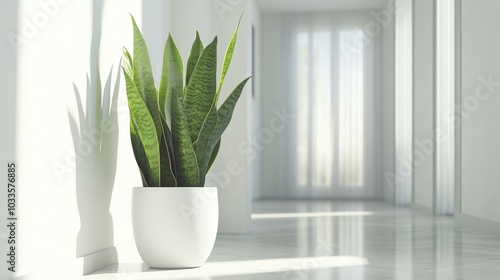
top-left (296, 29), bottom-right (365, 189)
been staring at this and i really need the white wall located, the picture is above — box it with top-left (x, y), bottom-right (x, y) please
top-left (412, 0), bottom-right (434, 209)
top-left (381, 13), bottom-right (395, 202)
top-left (170, 0), bottom-right (214, 56)
top-left (259, 14), bottom-right (285, 198)
top-left (460, 0), bottom-right (500, 223)
top-left (0, 0), bottom-right (142, 278)
top-left (142, 0), bottom-right (171, 84)
top-left (250, 0), bottom-right (263, 201)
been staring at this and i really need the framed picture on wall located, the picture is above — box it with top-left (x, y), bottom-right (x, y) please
top-left (252, 25), bottom-right (255, 99)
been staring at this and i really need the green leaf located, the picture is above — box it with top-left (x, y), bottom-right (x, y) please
top-left (216, 77), bottom-right (251, 136)
top-left (159, 116), bottom-right (177, 187)
top-left (171, 89), bottom-right (200, 187)
top-left (193, 104), bottom-right (217, 184)
top-left (130, 120), bottom-right (149, 187)
top-left (205, 77), bottom-right (250, 170)
top-left (201, 77), bottom-right (250, 182)
top-left (123, 47), bottom-right (133, 76)
top-left (125, 15), bottom-right (247, 189)
top-left (159, 34), bottom-right (184, 125)
top-left (124, 70), bottom-right (161, 187)
top-left (131, 16), bottom-right (162, 141)
top-left (186, 31), bottom-right (204, 87)
top-left (215, 15), bottom-right (242, 104)
top-left (207, 139), bottom-right (220, 174)
top-left (184, 37), bottom-right (218, 142)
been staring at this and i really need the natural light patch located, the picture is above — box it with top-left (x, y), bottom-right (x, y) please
top-left (435, 0), bottom-right (454, 215)
top-left (86, 257), bottom-right (369, 280)
top-left (394, 0), bottom-right (413, 205)
top-left (295, 31), bottom-right (335, 188)
top-left (203, 256), bottom-right (369, 277)
top-left (251, 211), bottom-right (373, 219)
top-left (296, 32), bottom-right (310, 188)
top-left (295, 28), bottom-right (366, 190)
top-left (338, 29), bottom-right (365, 187)
top-left (311, 31), bottom-right (334, 187)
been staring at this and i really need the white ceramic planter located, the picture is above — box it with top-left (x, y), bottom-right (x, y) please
top-left (132, 187), bottom-right (219, 268)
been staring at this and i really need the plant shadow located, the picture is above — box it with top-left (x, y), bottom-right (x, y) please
top-left (68, 0), bottom-right (121, 274)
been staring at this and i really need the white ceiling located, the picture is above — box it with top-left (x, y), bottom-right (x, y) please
top-left (255, 0), bottom-right (391, 13)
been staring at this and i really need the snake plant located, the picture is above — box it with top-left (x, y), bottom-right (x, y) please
top-left (123, 16), bottom-right (249, 187)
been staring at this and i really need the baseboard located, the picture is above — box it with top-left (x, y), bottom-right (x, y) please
top-left (456, 212), bottom-right (500, 235)
top-left (12, 246), bottom-right (117, 280)
top-left (411, 203), bottom-right (433, 215)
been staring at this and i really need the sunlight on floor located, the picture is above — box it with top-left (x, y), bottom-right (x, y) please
top-left (251, 211), bottom-right (373, 219)
top-left (86, 256), bottom-right (369, 280)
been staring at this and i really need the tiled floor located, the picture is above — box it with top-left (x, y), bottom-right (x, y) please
top-left (80, 200), bottom-right (500, 279)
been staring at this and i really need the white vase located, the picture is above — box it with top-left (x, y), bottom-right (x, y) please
top-left (132, 187), bottom-right (219, 268)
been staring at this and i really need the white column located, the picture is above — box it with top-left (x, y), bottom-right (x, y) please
top-left (395, 0), bottom-right (413, 205)
top-left (435, 0), bottom-right (455, 215)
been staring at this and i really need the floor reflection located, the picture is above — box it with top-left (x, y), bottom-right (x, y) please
top-left (83, 200), bottom-right (500, 280)
top-left (251, 211), bottom-right (373, 219)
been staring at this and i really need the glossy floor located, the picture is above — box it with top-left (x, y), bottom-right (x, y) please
top-left (82, 200), bottom-right (500, 280)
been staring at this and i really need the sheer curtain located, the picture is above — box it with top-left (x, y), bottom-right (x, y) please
top-left (265, 12), bottom-right (381, 199)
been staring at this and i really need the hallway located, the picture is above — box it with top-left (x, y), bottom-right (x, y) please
top-left (83, 200), bottom-right (500, 280)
